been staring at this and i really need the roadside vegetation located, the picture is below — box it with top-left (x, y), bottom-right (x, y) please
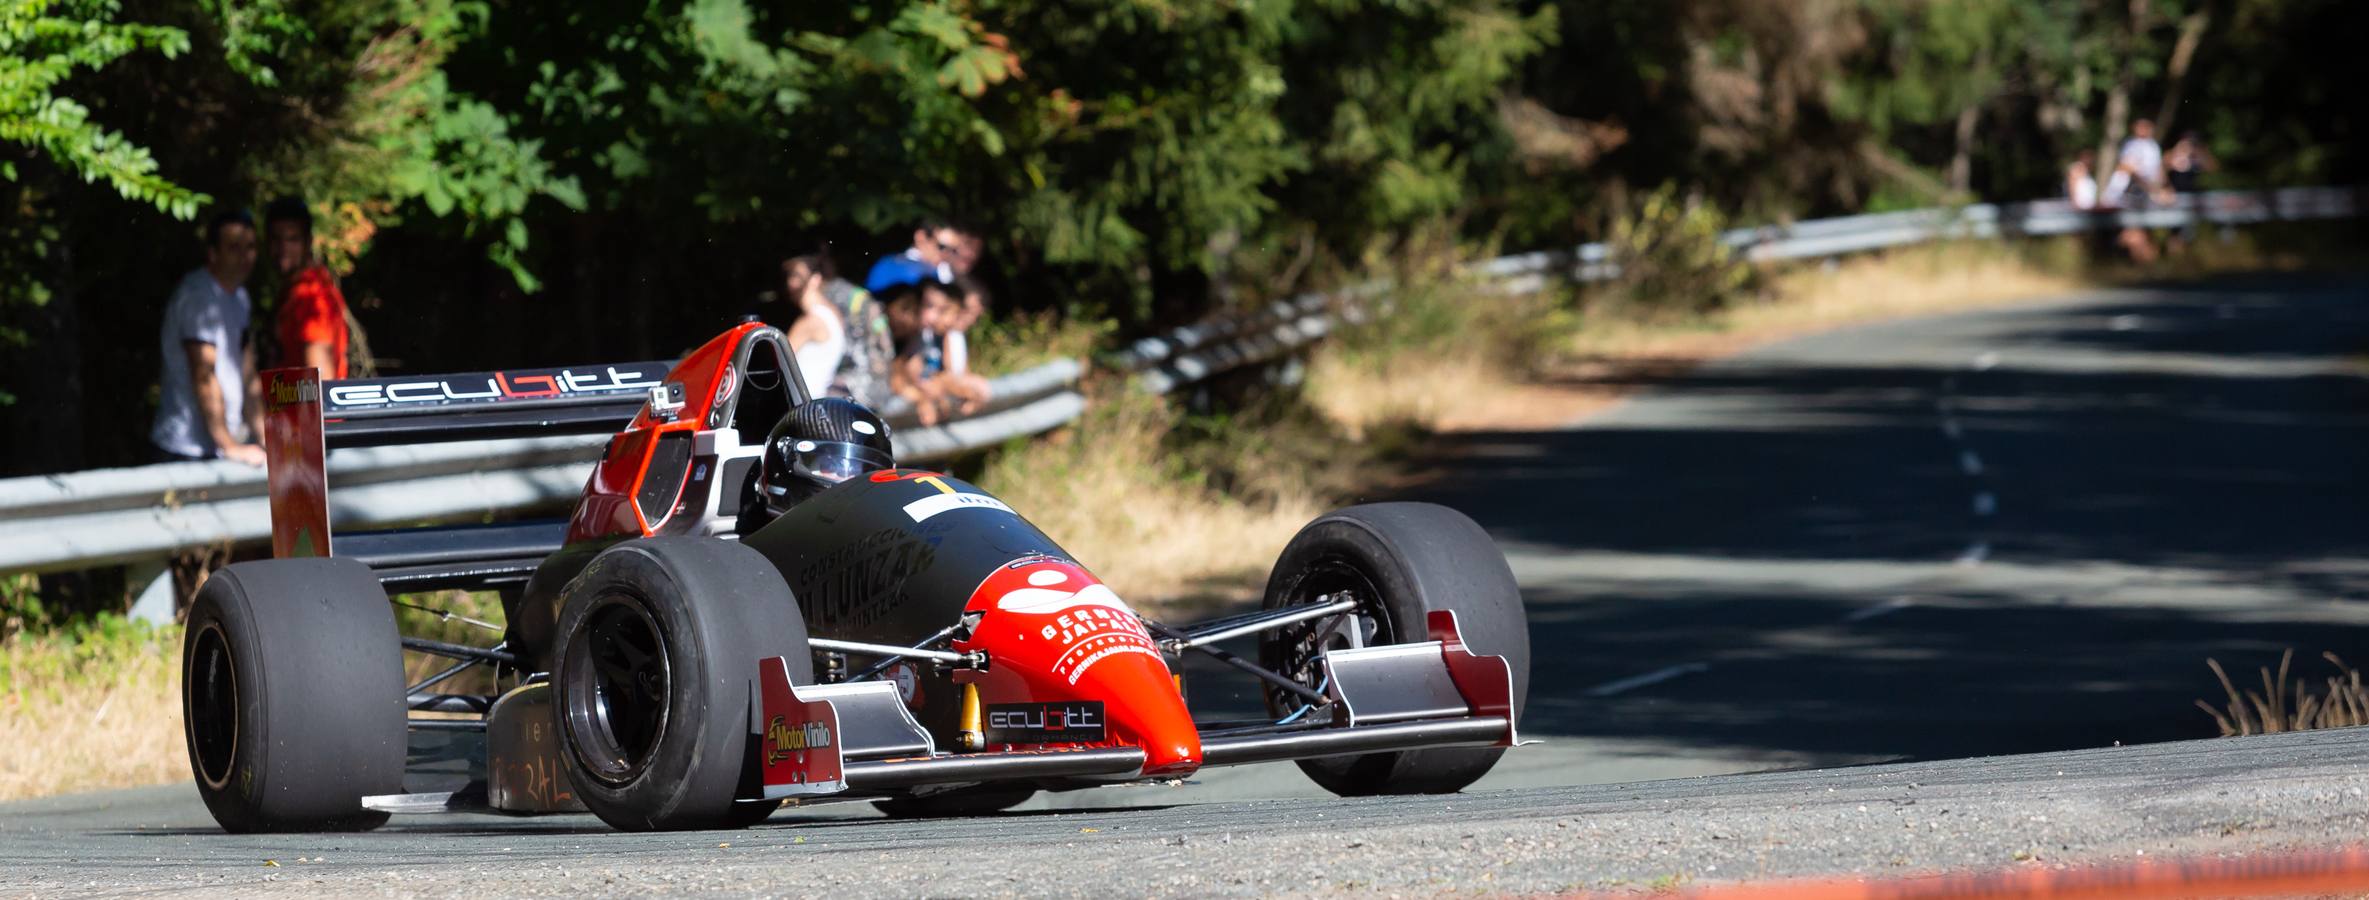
top-left (2198, 650), bottom-right (2369, 737)
top-left (5, 220), bottom-right (2359, 801)
top-left (0, 607), bottom-right (181, 801)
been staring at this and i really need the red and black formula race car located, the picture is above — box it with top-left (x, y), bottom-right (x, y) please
top-left (181, 319), bottom-right (1529, 832)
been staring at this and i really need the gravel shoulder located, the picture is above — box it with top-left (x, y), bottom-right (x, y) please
top-left (2, 728), bottom-right (2363, 897)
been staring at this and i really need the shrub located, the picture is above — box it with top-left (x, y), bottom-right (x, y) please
top-left (1595, 184), bottom-right (1756, 322)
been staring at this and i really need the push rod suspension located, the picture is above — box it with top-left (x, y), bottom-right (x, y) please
top-left (1141, 619), bottom-right (1329, 707)
top-left (406, 655), bottom-right (485, 695)
top-left (1168, 598), bottom-right (1358, 651)
top-left (847, 624), bottom-right (965, 682)
top-left (400, 637), bottom-right (517, 665)
top-left (809, 637), bottom-right (972, 665)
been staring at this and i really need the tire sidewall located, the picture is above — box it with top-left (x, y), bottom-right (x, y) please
top-left (1260, 503), bottom-right (1529, 796)
top-left (183, 576), bottom-right (270, 833)
top-left (181, 560), bottom-right (403, 832)
top-left (552, 538), bottom-right (809, 831)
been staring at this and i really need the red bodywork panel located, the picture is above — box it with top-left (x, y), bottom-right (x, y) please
top-left (757, 656), bottom-right (845, 796)
top-left (953, 557), bottom-right (1202, 777)
top-left (564, 322), bottom-right (762, 544)
top-left (261, 367), bottom-right (331, 558)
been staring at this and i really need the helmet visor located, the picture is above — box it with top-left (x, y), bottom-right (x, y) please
top-left (787, 439), bottom-right (893, 485)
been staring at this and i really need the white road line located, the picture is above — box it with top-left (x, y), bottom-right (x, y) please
top-left (1972, 492), bottom-right (1998, 516)
top-left (1972, 352), bottom-right (1999, 371)
top-left (1586, 662), bottom-right (1713, 697)
top-left (1842, 597), bottom-right (1913, 623)
top-left (2110, 314), bottom-right (2142, 331)
top-left (1959, 450), bottom-right (1984, 476)
top-left (1940, 418), bottom-right (1963, 441)
top-left (1955, 541), bottom-right (1991, 566)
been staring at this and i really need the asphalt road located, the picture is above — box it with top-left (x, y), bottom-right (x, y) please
top-left (4, 273), bottom-right (2365, 895)
top-left (1410, 271), bottom-right (2369, 772)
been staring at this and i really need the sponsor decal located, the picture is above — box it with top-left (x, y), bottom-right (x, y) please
top-left (794, 527), bottom-right (935, 631)
top-left (986, 701), bottom-right (1106, 744)
top-left (764, 714), bottom-right (834, 765)
top-left (903, 492), bottom-right (1014, 523)
top-left (324, 364), bottom-right (662, 410)
top-left (1054, 636), bottom-right (1165, 686)
top-left (757, 655), bottom-right (845, 797)
top-left (888, 662), bottom-right (925, 708)
top-left (979, 560), bottom-right (1161, 686)
top-left (266, 377), bottom-right (320, 408)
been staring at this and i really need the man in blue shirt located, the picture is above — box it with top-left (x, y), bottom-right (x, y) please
top-left (864, 217), bottom-right (975, 294)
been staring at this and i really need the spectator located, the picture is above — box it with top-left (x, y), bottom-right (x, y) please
top-left (947, 232), bottom-right (984, 277)
top-left (863, 217), bottom-right (972, 294)
top-left (2165, 131), bottom-right (2214, 194)
top-left (152, 209), bottom-right (265, 466)
top-left (886, 281), bottom-right (961, 426)
top-left (779, 254), bottom-right (846, 399)
top-left (2066, 149), bottom-right (2100, 210)
top-left (2164, 132), bottom-right (2217, 249)
top-left (939, 276), bottom-right (993, 414)
top-left (2118, 119), bottom-right (2170, 204)
top-left (814, 263), bottom-right (896, 410)
top-left (264, 197), bottom-right (350, 380)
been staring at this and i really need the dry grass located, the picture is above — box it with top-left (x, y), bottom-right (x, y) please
top-left (0, 621), bottom-right (185, 802)
top-left (1570, 240), bottom-right (2086, 361)
top-left (1739, 242), bottom-right (2087, 336)
top-left (2196, 650), bottom-right (2369, 737)
top-left (976, 390), bottom-right (1327, 613)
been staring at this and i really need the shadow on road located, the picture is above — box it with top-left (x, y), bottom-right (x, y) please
top-left (1407, 273), bottom-right (2369, 764)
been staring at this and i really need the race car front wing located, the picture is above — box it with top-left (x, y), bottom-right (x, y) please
top-left (757, 609), bottom-right (1521, 800)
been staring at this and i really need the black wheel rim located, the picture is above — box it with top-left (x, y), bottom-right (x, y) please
top-left (185, 622), bottom-right (239, 790)
top-left (1266, 558), bottom-right (1394, 713)
top-left (563, 593), bottom-right (672, 785)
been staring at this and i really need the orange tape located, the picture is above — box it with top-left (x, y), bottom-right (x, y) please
top-left (1571, 847), bottom-right (2369, 900)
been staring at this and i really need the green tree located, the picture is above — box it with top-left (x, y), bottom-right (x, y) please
top-left (0, 0), bottom-right (204, 216)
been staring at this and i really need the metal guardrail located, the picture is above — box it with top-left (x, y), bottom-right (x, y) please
top-left (0, 185), bottom-right (2355, 583)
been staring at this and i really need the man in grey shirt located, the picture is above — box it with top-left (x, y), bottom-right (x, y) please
top-left (151, 210), bottom-right (265, 465)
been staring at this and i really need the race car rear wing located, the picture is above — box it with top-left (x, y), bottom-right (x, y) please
top-left (314, 362), bottom-right (671, 449)
top-left (260, 360), bottom-right (670, 576)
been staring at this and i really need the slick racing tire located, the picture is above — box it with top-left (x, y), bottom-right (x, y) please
top-left (1258, 503), bottom-right (1530, 796)
top-left (182, 558), bottom-right (406, 833)
top-left (553, 537), bottom-right (813, 831)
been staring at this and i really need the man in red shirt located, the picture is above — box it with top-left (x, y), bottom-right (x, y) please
top-left (265, 197), bottom-right (349, 380)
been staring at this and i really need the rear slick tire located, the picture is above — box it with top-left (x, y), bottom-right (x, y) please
top-left (552, 537), bottom-right (812, 832)
top-left (1258, 502), bottom-right (1530, 796)
top-left (182, 558), bottom-right (406, 833)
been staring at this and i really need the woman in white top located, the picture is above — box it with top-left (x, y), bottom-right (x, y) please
top-left (2066, 149), bottom-right (2100, 209)
top-left (780, 255), bottom-right (846, 400)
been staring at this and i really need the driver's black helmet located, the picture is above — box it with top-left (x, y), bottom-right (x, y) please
top-left (761, 397), bottom-right (894, 515)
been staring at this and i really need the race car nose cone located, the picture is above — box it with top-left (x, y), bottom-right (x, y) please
top-left (1071, 651), bottom-right (1200, 777)
top-left (961, 558), bottom-right (1203, 775)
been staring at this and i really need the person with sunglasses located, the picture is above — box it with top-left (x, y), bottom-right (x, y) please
top-left (863, 216), bottom-right (977, 295)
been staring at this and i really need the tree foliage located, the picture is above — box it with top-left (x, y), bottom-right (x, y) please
top-left (0, 0), bottom-right (2360, 473)
top-left (0, 0), bottom-right (202, 216)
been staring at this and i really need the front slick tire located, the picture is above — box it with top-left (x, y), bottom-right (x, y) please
top-left (1259, 503), bottom-right (1531, 797)
top-left (182, 558), bottom-right (405, 833)
top-left (553, 538), bottom-right (811, 832)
